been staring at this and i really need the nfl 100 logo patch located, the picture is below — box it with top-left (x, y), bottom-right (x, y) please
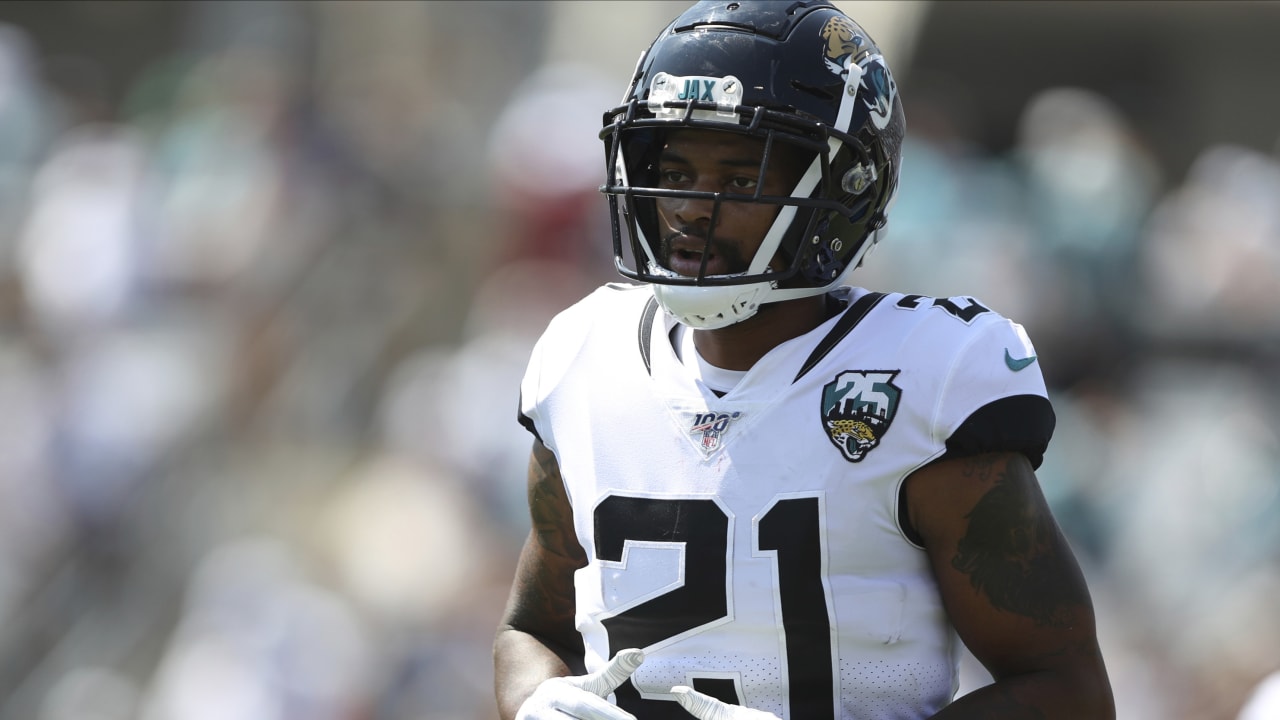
top-left (686, 410), bottom-right (742, 456)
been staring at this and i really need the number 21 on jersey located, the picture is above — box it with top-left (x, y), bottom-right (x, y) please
top-left (592, 493), bottom-right (838, 719)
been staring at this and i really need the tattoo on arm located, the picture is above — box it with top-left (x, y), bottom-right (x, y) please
top-left (503, 441), bottom-right (586, 656)
top-left (949, 454), bottom-right (1089, 629)
top-left (529, 441), bottom-right (583, 561)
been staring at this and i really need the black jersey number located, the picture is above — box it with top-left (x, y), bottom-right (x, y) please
top-left (896, 293), bottom-right (990, 324)
top-left (594, 494), bottom-right (835, 719)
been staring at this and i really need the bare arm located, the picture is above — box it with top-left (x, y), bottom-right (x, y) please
top-left (906, 452), bottom-right (1115, 719)
top-left (494, 439), bottom-right (589, 720)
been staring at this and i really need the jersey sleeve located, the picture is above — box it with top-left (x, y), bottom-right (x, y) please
top-left (517, 311), bottom-right (567, 449)
top-left (515, 286), bottom-right (617, 452)
top-left (933, 316), bottom-right (1056, 468)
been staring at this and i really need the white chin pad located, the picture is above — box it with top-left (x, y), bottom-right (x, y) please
top-left (652, 282), bottom-right (769, 330)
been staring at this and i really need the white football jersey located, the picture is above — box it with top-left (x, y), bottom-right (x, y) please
top-left (518, 283), bottom-right (1054, 720)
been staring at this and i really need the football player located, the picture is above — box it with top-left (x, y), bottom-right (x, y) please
top-left (495, 2), bottom-right (1115, 719)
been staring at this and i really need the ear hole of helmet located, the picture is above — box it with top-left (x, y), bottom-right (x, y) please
top-left (781, 137), bottom-right (882, 286)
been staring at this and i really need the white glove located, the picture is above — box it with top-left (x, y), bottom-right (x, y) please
top-left (671, 685), bottom-right (782, 720)
top-left (515, 648), bottom-right (646, 720)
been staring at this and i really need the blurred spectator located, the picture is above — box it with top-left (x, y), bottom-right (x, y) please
top-left (486, 62), bottom-right (615, 277)
top-left (16, 126), bottom-right (147, 333)
top-left (137, 537), bottom-right (373, 720)
top-left (1137, 144), bottom-right (1280, 340)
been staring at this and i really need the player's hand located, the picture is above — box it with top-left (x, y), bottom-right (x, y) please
top-left (515, 648), bottom-right (646, 720)
top-left (670, 685), bottom-right (782, 720)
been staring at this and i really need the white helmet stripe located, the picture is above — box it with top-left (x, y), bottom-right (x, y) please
top-left (745, 59), bottom-right (864, 276)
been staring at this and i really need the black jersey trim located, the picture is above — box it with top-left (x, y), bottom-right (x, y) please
top-left (517, 393), bottom-right (542, 444)
top-left (942, 394), bottom-right (1056, 469)
top-left (793, 291), bottom-right (887, 383)
top-left (897, 485), bottom-right (925, 547)
top-left (638, 295), bottom-right (660, 375)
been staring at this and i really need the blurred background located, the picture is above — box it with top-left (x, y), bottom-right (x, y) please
top-left (0, 1), bottom-right (1275, 718)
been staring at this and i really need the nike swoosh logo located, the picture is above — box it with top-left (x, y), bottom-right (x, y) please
top-left (1005, 348), bottom-right (1038, 372)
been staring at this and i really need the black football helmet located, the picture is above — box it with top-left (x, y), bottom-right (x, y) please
top-left (600, 0), bottom-right (905, 329)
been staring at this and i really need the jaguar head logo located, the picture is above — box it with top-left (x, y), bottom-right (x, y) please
top-left (820, 16), bottom-right (863, 76)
